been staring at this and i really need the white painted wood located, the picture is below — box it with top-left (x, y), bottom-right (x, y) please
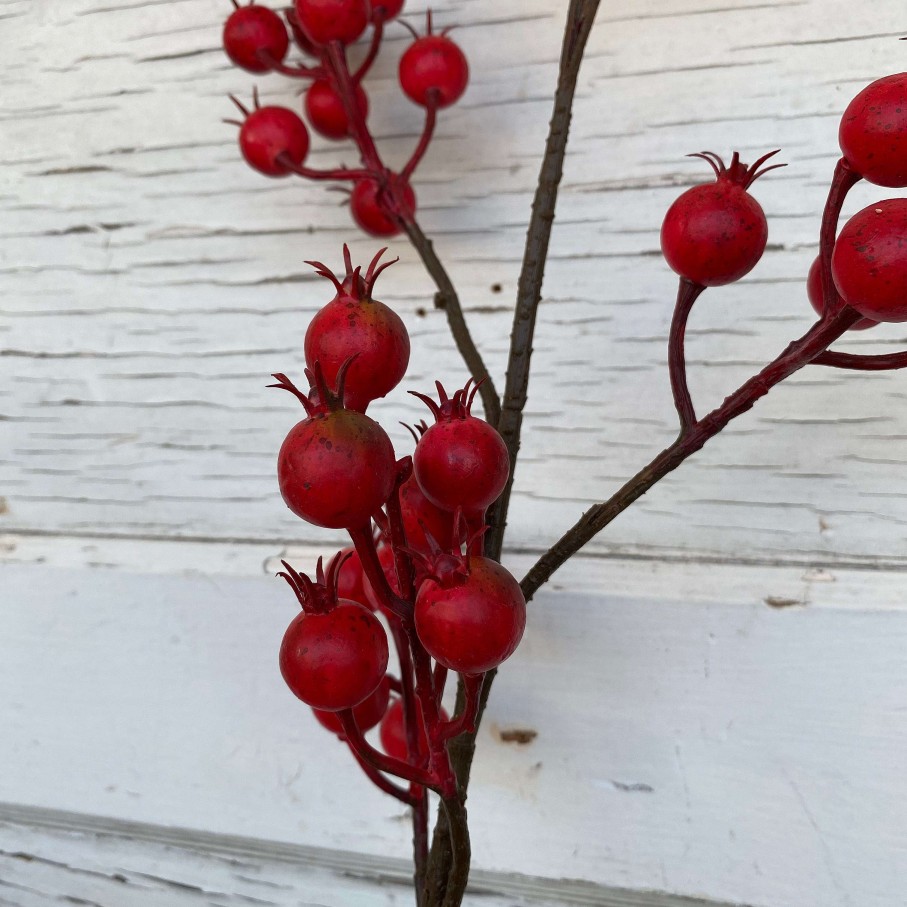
top-left (0, 805), bottom-right (737, 907)
top-left (2, 554), bottom-right (905, 907)
top-left (2, 1), bottom-right (907, 906)
top-left (1, 0), bottom-right (907, 566)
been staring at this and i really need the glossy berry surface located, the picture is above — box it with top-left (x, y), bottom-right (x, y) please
top-left (831, 198), bottom-right (907, 323)
top-left (280, 601), bottom-right (389, 710)
top-left (839, 73), bottom-right (907, 188)
top-left (380, 698), bottom-right (449, 761)
top-left (350, 177), bottom-right (416, 237)
top-left (412, 382), bottom-right (509, 514)
top-left (239, 106), bottom-right (310, 177)
top-left (314, 674), bottom-right (390, 734)
top-left (399, 474), bottom-right (454, 553)
top-left (806, 255), bottom-right (876, 330)
top-left (304, 252), bottom-right (411, 412)
top-left (399, 35), bottom-right (469, 108)
top-left (223, 3), bottom-right (290, 73)
top-left (415, 556), bottom-right (526, 674)
top-left (661, 151), bottom-right (782, 287)
top-left (294, 0), bottom-right (368, 45)
top-left (278, 409), bottom-right (396, 528)
top-left (305, 79), bottom-right (369, 140)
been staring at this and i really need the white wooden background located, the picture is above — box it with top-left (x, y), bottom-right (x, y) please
top-left (1, 0), bottom-right (906, 904)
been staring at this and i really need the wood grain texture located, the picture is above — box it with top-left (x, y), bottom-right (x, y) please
top-left (2, 0), bottom-right (907, 566)
top-left (1, 551), bottom-right (905, 906)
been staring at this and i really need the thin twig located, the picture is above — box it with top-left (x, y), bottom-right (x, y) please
top-left (401, 218), bottom-right (501, 425)
top-left (668, 279), bottom-right (706, 435)
top-left (486, 0), bottom-right (601, 560)
top-left (812, 349), bottom-right (907, 370)
top-left (519, 308), bottom-right (862, 601)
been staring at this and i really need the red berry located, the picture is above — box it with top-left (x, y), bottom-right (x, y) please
top-left (415, 556), bottom-right (526, 674)
top-left (412, 380), bottom-right (509, 514)
top-left (806, 255), bottom-right (876, 330)
top-left (281, 602), bottom-right (388, 710)
top-left (661, 151), bottom-right (783, 287)
top-left (839, 73), bottom-right (907, 188)
top-left (314, 675), bottom-right (390, 734)
top-left (305, 79), bottom-right (369, 140)
top-left (399, 474), bottom-right (454, 553)
top-left (380, 698), bottom-right (449, 761)
top-left (278, 554), bottom-right (390, 711)
top-left (239, 105), bottom-right (309, 177)
top-left (304, 250), bottom-right (410, 412)
top-left (223, 3), bottom-right (289, 73)
top-left (278, 409), bottom-right (395, 527)
top-left (399, 35), bottom-right (468, 109)
top-left (350, 177), bottom-right (416, 237)
top-left (831, 199), bottom-right (907, 323)
top-left (293, 0), bottom-right (368, 45)
top-left (272, 367), bottom-right (397, 529)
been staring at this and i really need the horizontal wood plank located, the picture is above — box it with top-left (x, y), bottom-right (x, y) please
top-left (1, 0), bottom-right (907, 566)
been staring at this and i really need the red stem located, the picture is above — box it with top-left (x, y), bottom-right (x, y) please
top-left (354, 16), bottom-right (385, 83)
top-left (386, 460), bottom-right (417, 602)
top-left (277, 154), bottom-right (372, 182)
top-left (668, 279), bottom-right (706, 435)
top-left (402, 94), bottom-right (439, 182)
top-left (348, 744), bottom-right (417, 805)
top-left (440, 674), bottom-right (484, 741)
top-left (812, 349), bottom-right (907, 370)
top-left (520, 307), bottom-right (863, 601)
top-left (323, 41), bottom-right (384, 172)
top-left (819, 158), bottom-right (861, 316)
top-left (257, 51), bottom-right (323, 79)
top-left (339, 710), bottom-right (437, 788)
top-left (348, 524), bottom-right (412, 620)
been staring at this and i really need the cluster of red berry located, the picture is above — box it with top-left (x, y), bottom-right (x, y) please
top-left (660, 72), bottom-right (907, 325)
top-left (269, 247), bottom-right (524, 801)
top-left (222, 0), bottom-right (469, 237)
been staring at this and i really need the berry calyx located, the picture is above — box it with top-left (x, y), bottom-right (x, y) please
top-left (278, 555), bottom-right (390, 711)
top-left (411, 379), bottom-right (509, 514)
top-left (335, 544), bottom-right (371, 609)
top-left (223, 2), bottom-right (290, 73)
top-left (350, 176), bottom-right (417, 237)
top-left (839, 73), bottom-right (907, 188)
top-left (399, 17), bottom-right (468, 109)
top-left (414, 552), bottom-right (526, 674)
top-left (305, 79), bottom-right (369, 140)
top-left (270, 364), bottom-right (397, 528)
top-left (831, 199), bottom-right (907, 323)
top-left (807, 255), bottom-right (876, 330)
top-left (314, 674), bottom-right (391, 735)
top-left (229, 91), bottom-right (310, 177)
top-left (304, 247), bottom-right (411, 412)
top-left (293, 0), bottom-right (369, 46)
top-left (660, 150), bottom-right (784, 287)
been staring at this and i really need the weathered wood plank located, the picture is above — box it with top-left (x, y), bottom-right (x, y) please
top-left (2, 0), bottom-right (907, 565)
top-left (2, 555), bottom-right (905, 906)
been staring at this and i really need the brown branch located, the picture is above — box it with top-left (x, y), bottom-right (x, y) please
top-left (401, 218), bottom-right (501, 425)
top-left (486, 0), bottom-right (601, 560)
top-left (519, 308), bottom-right (862, 602)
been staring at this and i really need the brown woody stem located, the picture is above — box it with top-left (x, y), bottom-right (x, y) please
top-left (486, 0), bottom-right (601, 561)
top-left (668, 279), bottom-right (706, 435)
